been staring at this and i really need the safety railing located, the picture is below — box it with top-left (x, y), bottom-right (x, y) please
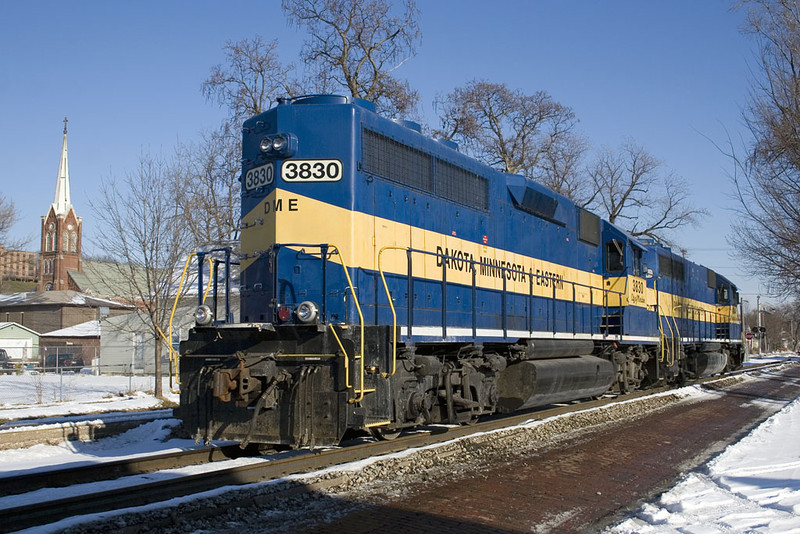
top-left (378, 246), bottom-right (624, 377)
top-left (160, 252), bottom-right (216, 394)
top-left (672, 304), bottom-right (735, 343)
top-left (653, 280), bottom-right (677, 366)
top-left (271, 243), bottom-right (373, 403)
top-left (162, 248), bottom-right (238, 394)
top-left (658, 312), bottom-right (679, 366)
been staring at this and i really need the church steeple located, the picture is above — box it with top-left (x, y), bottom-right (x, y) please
top-left (52, 117), bottom-right (71, 216)
top-left (38, 118), bottom-right (82, 292)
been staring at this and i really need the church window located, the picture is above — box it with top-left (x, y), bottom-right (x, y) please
top-left (63, 232), bottom-right (68, 252)
top-left (69, 232), bottom-right (77, 252)
top-left (45, 233), bottom-right (52, 252)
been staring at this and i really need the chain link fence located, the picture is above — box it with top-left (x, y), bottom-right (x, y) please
top-left (1, 343), bottom-right (172, 376)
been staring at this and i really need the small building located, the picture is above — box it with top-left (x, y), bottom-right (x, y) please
top-left (100, 308), bottom-right (194, 375)
top-left (0, 322), bottom-right (40, 364)
top-left (39, 320), bottom-right (100, 370)
top-left (67, 259), bottom-right (148, 304)
top-left (99, 300), bottom-right (238, 375)
top-left (0, 290), bottom-right (133, 334)
top-left (0, 246), bottom-right (37, 284)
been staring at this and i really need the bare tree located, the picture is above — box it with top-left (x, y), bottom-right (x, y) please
top-left (538, 132), bottom-right (591, 203)
top-left (586, 142), bottom-right (707, 244)
top-left (175, 123), bottom-right (241, 251)
top-left (202, 36), bottom-right (299, 122)
top-left (198, 36), bottom-right (301, 254)
top-left (0, 196), bottom-right (17, 243)
top-left (729, 0), bottom-right (800, 298)
top-left (91, 152), bottom-right (193, 398)
top-left (283, 0), bottom-right (421, 116)
top-left (435, 80), bottom-right (589, 199)
top-left (0, 196), bottom-right (32, 293)
top-left (0, 196), bottom-right (17, 293)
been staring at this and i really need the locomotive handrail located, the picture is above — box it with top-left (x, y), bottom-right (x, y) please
top-left (331, 245), bottom-right (374, 403)
top-left (327, 323), bottom-right (352, 390)
top-left (657, 306), bottom-right (679, 366)
top-left (278, 243), bottom-right (371, 403)
top-left (377, 246), bottom-right (624, 345)
top-left (672, 304), bottom-right (735, 342)
top-left (654, 281), bottom-right (676, 366)
top-left (377, 246), bottom-right (402, 377)
top-left (161, 253), bottom-right (216, 394)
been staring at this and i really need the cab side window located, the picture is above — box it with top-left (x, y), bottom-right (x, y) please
top-left (632, 246), bottom-right (643, 277)
top-left (606, 240), bottom-right (625, 272)
top-left (717, 285), bottom-right (730, 304)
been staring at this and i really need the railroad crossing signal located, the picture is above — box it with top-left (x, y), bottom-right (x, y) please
top-left (748, 326), bottom-right (767, 341)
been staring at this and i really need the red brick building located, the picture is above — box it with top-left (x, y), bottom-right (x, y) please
top-left (38, 118), bottom-right (82, 292)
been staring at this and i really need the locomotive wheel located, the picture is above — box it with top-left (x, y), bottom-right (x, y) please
top-left (462, 412), bottom-right (480, 425)
top-left (370, 426), bottom-right (402, 441)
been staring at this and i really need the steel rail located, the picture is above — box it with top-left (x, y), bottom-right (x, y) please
top-left (0, 444), bottom-right (252, 498)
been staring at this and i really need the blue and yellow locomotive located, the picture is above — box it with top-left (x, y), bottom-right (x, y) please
top-left (177, 95), bottom-right (742, 448)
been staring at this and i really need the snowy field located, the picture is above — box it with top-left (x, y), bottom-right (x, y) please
top-left (0, 355), bottom-right (797, 533)
top-left (0, 373), bottom-right (179, 422)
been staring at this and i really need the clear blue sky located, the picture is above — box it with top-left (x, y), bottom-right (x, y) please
top-left (0, 1), bottom-right (766, 305)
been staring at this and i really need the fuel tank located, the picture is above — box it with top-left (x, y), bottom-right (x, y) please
top-left (691, 351), bottom-right (727, 377)
top-left (495, 355), bottom-right (615, 413)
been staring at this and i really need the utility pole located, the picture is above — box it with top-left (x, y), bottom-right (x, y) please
top-left (741, 299), bottom-right (750, 359)
top-left (757, 295), bottom-right (762, 355)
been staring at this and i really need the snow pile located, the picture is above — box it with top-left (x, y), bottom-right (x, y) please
top-left (609, 393), bottom-right (800, 532)
top-left (0, 419), bottom-right (185, 479)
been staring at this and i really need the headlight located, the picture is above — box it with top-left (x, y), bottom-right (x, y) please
top-left (194, 305), bottom-right (214, 326)
top-left (295, 301), bottom-right (319, 324)
top-left (258, 133), bottom-right (297, 157)
top-left (272, 136), bottom-right (288, 152)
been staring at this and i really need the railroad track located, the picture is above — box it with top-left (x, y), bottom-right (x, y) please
top-left (0, 444), bottom-right (257, 497)
top-left (0, 361), bottom-right (792, 533)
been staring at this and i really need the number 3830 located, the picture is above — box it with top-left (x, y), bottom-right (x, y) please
top-left (281, 159), bottom-right (343, 182)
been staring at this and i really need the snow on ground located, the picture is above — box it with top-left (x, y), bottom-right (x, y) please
top-left (0, 355), bottom-right (798, 533)
top-left (607, 352), bottom-right (800, 533)
top-left (0, 373), bottom-right (179, 422)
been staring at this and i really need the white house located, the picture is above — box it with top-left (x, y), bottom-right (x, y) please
top-left (0, 322), bottom-right (40, 363)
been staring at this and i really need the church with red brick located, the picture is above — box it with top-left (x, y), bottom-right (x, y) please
top-left (37, 118), bottom-right (82, 291)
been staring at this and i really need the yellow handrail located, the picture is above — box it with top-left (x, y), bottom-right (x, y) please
top-left (325, 244), bottom-right (372, 403)
top-left (669, 314), bottom-right (680, 367)
top-left (160, 254), bottom-right (214, 394)
top-left (377, 246), bottom-right (405, 377)
top-left (327, 324), bottom-right (352, 390)
top-left (654, 281), bottom-right (676, 365)
top-left (657, 307), bottom-right (676, 366)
